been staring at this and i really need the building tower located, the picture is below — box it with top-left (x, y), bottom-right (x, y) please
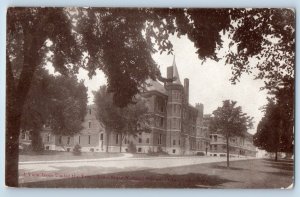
top-left (165, 56), bottom-right (184, 154)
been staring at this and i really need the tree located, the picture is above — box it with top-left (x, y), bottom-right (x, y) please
top-left (21, 68), bottom-right (88, 152)
top-left (6, 8), bottom-right (83, 186)
top-left (210, 100), bottom-right (253, 168)
top-left (254, 96), bottom-right (294, 161)
top-left (94, 85), bottom-right (150, 152)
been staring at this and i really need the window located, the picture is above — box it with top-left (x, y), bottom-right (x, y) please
top-left (160, 102), bottom-right (164, 112)
top-left (67, 137), bottom-right (70, 145)
top-left (100, 133), bottom-right (103, 141)
top-left (146, 138), bottom-right (150, 144)
top-left (173, 139), bottom-right (176, 146)
top-left (159, 117), bottom-right (164, 127)
top-left (214, 145), bottom-right (217, 150)
top-left (47, 134), bottom-right (50, 142)
top-left (88, 135), bottom-right (91, 144)
top-left (78, 136), bottom-right (81, 144)
top-left (88, 121), bottom-right (91, 128)
top-left (156, 98), bottom-right (165, 113)
top-left (138, 138), bottom-right (142, 143)
top-left (177, 105), bottom-right (181, 115)
top-left (116, 134), bottom-right (119, 144)
top-left (21, 131), bottom-right (26, 140)
top-left (138, 148), bottom-right (142, 152)
top-left (214, 135), bottom-right (217, 142)
top-left (172, 118), bottom-right (176, 129)
top-left (173, 149), bottom-right (176, 154)
top-left (158, 134), bottom-right (162, 145)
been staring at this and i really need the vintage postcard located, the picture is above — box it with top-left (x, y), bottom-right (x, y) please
top-left (5, 7), bottom-right (295, 188)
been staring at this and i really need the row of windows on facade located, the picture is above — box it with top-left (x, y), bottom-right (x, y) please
top-left (154, 91), bottom-right (185, 114)
top-left (166, 104), bottom-right (197, 123)
top-left (169, 90), bottom-right (182, 101)
top-left (210, 144), bottom-right (248, 154)
top-left (166, 118), bottom-right (199, 133)
top-left (46, 133), bottom-right (165, 146)
top-left (45, 133), bottom-right (104, 145)
top-left (169, 104), bottom-right (181, 115)
top-left (107, 134), bottom-right (165, 145)
top-left (210, 135), bottom-right (245, 145)
top-left (171, 138), bottom-right (208, 148)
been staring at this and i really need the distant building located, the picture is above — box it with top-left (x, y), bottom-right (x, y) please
top-left (209, 131), bottom-right (257, 157)
top-left (19, 58), bottom-right (256, 157)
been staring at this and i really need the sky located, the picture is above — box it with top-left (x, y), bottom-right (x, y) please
top-left (46, 34), bottom-right (269, 134)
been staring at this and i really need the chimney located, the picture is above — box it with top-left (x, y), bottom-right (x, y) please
top-left (196, 103), bottom-right (204, 117)
top-left (196, 103), bottom-right (204, 124)
top-left (184, 78), bottom-right (189, 103)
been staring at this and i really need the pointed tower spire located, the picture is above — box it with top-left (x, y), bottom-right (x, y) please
top-left (172, 56), bottom-right (182, 85)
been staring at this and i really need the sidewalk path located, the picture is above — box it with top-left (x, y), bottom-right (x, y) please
top-left (19, 155), bottom-right (256, 172)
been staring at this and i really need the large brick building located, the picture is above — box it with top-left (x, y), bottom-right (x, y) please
top-left (19, 58), bottom-right (256, 157)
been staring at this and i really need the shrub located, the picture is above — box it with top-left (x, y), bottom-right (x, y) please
top-left (73, 144), bottom-right (82, 156)
top-left (128, 142), bottom-right (136, 153)
top-left (147, 149), bottom-right (158, 156)
top-left (157, 146), bottom-right (168, 155)
top-left (196, 152), bottom-right (205, 156)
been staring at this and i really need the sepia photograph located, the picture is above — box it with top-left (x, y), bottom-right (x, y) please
top-left (5, 7), bottom-right (295, 188)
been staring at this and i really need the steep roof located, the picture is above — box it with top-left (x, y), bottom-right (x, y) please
top-left (172, 56), bottom-right (182, 85)
top-left (145, 78), bottom-right (167, 95)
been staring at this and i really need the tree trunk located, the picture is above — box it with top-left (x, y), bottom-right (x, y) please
top-left (5, 117), bottom-right (21, 187)
top-left (31, 128), bottom-right (43, 152)
top-left (275, 151), bottom-right (278, 162)
top-left (119, 133), bottom-right (123, 153)
top-left (106, 131), bottom-right (110, 153)
top-left (6, 54), bottom-right (20, 187)
top-left (226, 135), bottom-right (230, 168)
top-left (5, 36), bottom-right (41, 186)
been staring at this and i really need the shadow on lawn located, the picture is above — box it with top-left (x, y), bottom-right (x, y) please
top-left (20, 169), bottom-right (232, 188)
top-left (259, 159), bottom-right (294, 177)
top-left (209, 164), bottom-right (245, 171)
top-left (262, 159), bottom-right (294, 171)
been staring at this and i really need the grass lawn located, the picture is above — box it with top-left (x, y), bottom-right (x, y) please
top-left (20, 158), bottom-right (294, 188)
top-left (19, 151), bottom-right (123, 162)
